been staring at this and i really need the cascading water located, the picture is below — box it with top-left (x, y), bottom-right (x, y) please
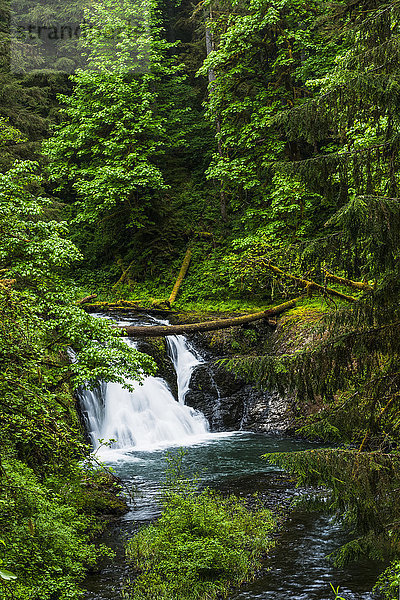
top-left (81, 314), bottom-right (382, 600)
top-left (79, 327), bottom-right (209, 453)
top-left (166, 335), bottom-right (203, 403)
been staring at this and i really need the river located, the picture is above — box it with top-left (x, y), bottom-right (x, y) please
top-left (81, 314), bottom-right (383, 600)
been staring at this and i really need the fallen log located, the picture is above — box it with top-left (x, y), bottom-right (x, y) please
top-left (76, 294), bottom-right (97, 305)
top-left (83, 300), bottom-right (141, 312)
top-left (322, 270), bottom-right (373, 292)
top-left (117, 298), bottom-right (299, 337)
top-left (265, 263), bottom-right (357, 302)
top-left (113, 257), bottom-right (136, 289)
top-left (85, 300), bottom-right (140, 308)
top-left (82, 301), bottom-right (174, 314)
top-left (0, 278), bottom-right (16, 289)
top-left (169, 248), bottom-right (192, 305)
top-left (196, 231), bottom-right (214, 239)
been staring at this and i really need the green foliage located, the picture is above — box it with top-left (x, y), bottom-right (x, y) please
top-left (45, 0), bottom-right (212, 272)
top-left (0, 7), bottom-right (72, 169)
top-left (0, 454), bottom-right (116, 600)
top-left (0, 130), bottom-right (154, 597)
top-left (0, 158), bottom-right (155, 391)
top-left (199, 0), bottom-right (339, 224)
top-left (264, 449), bottom-right (400, 565)
top-left (124, 451), bottom-right (275, 600)
top-left (376, 560), bottom-right (400, 599)
top-left (215, 5), bottom-right (400, 585)
top-left (330, 584), bottom-right (347, 600)
top-left (4, 0), bottom-right (400, 596)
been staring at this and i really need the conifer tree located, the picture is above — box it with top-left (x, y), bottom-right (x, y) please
top-left (224, 1), bottom-right (400, 590)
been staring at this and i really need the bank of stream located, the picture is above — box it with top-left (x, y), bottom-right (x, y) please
top-left (81, 314), bottom-right (383, 600)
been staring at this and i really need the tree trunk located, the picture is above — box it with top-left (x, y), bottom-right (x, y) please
top-left (76, 294), bottom-right (97, 305)
top-left (113, 257), bottom-right (136, 289)
top-left (169, 248), bottom-right (192, 304)
top-left (322, 270), bottom-right (373, 292)
top-left (116, 298), bottom-right (299, 337)
top-left (111, 257), bottom-right (136, 290)
top-left (265, 263), bottom-right (358, 302)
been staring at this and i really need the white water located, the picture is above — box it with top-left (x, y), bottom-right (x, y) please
top-left (79, 333), bottom-right (210, 454)
top-left (166, 335), bottom-right (203, 403)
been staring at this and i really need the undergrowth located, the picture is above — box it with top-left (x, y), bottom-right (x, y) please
top-left (124, 450), bottom-right (276, 600)
top-left (0, 453), bottom-right (119, 600)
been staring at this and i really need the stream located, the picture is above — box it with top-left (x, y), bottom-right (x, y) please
top-left (80, 313), bottom-right (382, 600)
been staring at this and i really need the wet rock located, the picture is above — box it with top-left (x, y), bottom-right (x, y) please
top-left (130, 315), bottom-right (290, 434)
top-left (185, 360), bottom-right (289, 433)
top-left (240, 389), bottom-right (291, 432)
top-left (184, 364), bottom-right (227, 430)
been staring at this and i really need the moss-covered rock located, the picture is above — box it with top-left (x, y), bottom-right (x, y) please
top-left (73, 471), bottom-right (128, 517)
top-left (180, 303), bottom-right (327, 433)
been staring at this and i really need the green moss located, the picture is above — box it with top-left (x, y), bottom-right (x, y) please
top-left (144, 337), bottom-right (167, 356)
top-left (69, 472), bottom-right (128, 517)
top-left (0, 456), bottom-right (117, 600)
top-left (269, 300), bottom-right (328, 355)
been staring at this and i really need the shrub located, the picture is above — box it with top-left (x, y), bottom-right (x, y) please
top-left (124, 453), bottom-right (276, 600)
top-left (0, 455), bottom-right (114, 600)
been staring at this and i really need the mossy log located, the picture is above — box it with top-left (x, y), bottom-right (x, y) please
top-left (113, 257), bottom-right (135, 289)
top-left (116, 298), bottom-right (299, 337)
top-left (85, 300), bottom-right (140, 308)
top-left (83, 300), bottom-right (141, 312)
top-left (169, 248), bottom-right (192, 305)
top-left (196, 231), bottom-right (214, 239)
top-left (266, 263), bottom-right (358, 302)
top-left (0, 278), bottom-right (16, 289)
top-left (82, 300), bottom-right (174, 314)
top-left (322, 270), bottom-right (373, 292)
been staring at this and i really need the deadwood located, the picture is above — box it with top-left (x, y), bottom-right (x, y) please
top-left (322, 270), bottom-right (373, 292)
top-left (113, 257), bottom-right (136, 289)
top-left (169, 248), bottom-right (192, 304)
top-left (76, 294), bottom-right (97, 305)
top-left (116, 298), bottom-right (300, 337)
top-left (265, 263), bottom-right (358, 302)
top-left (83, 300), bottom-right (141, 312)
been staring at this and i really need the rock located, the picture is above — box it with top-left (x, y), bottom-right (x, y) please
top-left (240, 389), bottom-right (291, 432)
top-left (184, 360), bottom-right (289, 433)
top-left (184, 364), bottom-right (228, 430)
top-left (132, 315), bottom-right (291, 434)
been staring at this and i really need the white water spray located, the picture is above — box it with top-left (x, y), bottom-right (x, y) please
top-left (166, 335), bottom-right (203, 403)
top-left (79, 333), bottom-right (209, 452)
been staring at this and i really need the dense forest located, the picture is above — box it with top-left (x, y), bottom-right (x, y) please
top-left (2, 0), bottom-right (400, 597)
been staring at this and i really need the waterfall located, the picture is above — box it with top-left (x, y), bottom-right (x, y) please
top-left (166, 335), bottom-right (203, 403)
top-left (78, 330), bottom-right (210, 453)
